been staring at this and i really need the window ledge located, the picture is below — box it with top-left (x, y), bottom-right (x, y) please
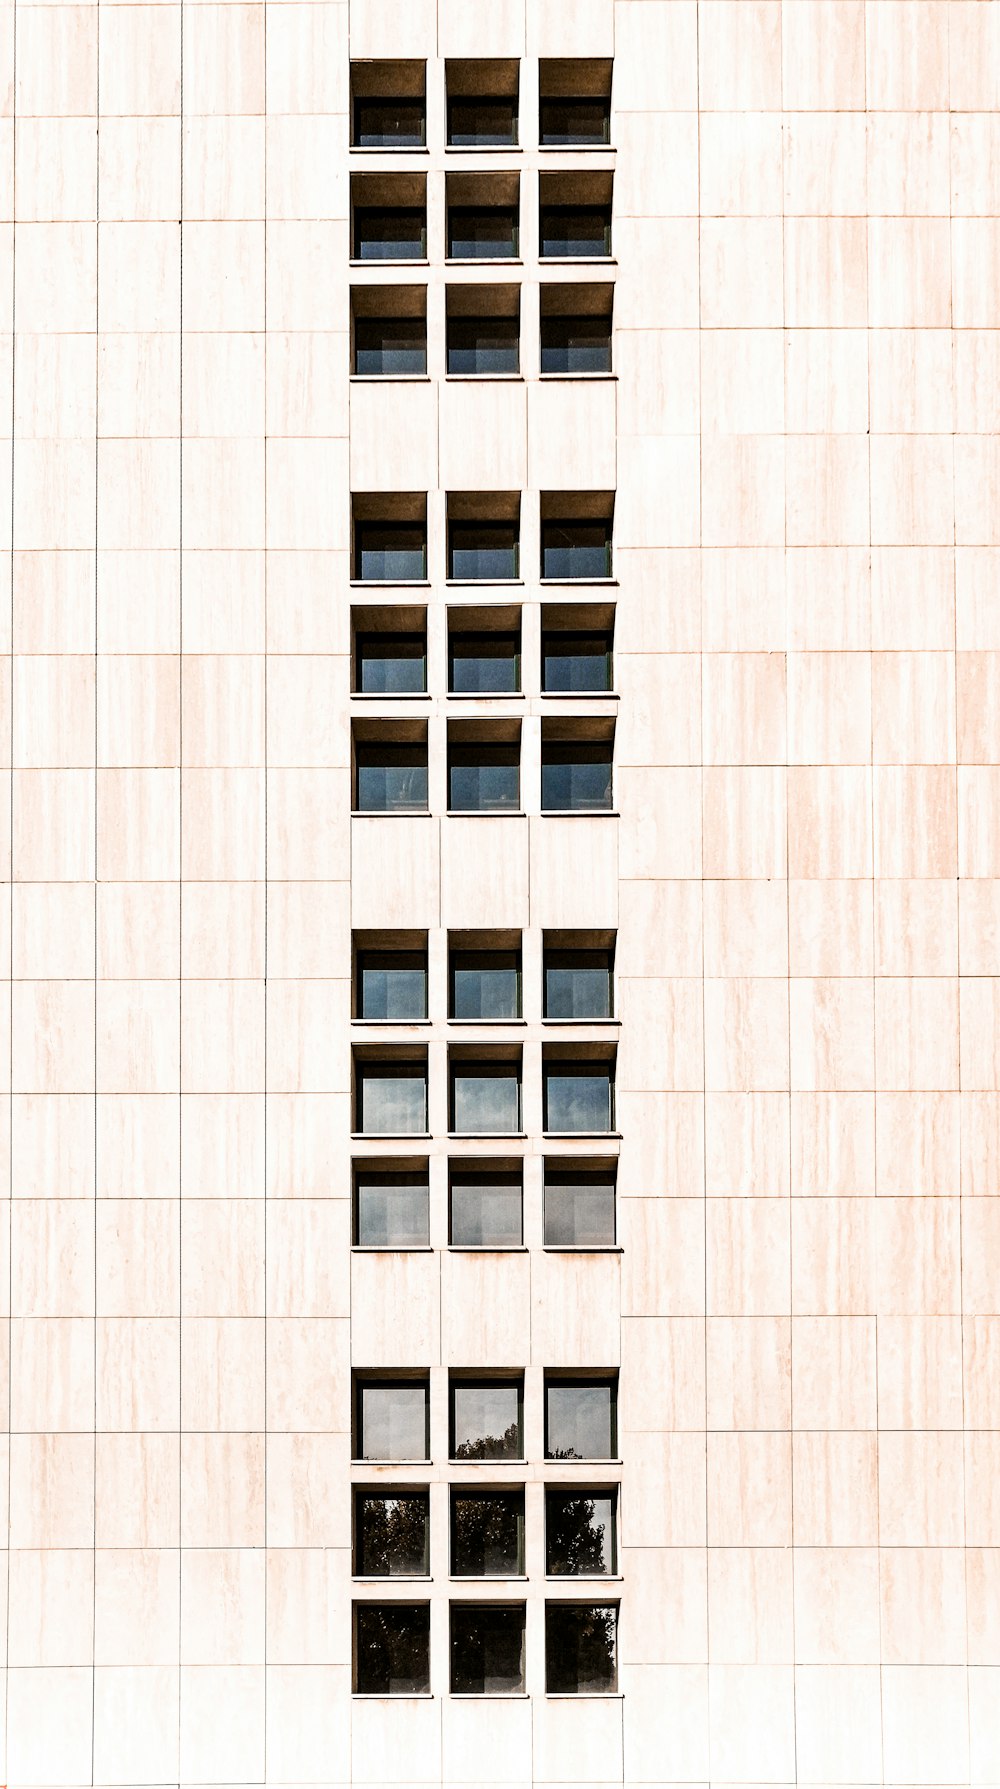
top-left (448, 1244), bottom-right (528, 1254)
top-left (351, 810), bottom-right (432, 820)
top-left (540, 809), bottom-right (619, 819)
top-left (447, 810), bottom-right (526, 819)
top-left (445, 144), bottom-right (523, 155)
top-left (541, 1017), bottom-right (620, 1027)
top-left (448, 1575), bottom-right (527, 1583)
top-left (446, 257), bottom-right (524, 268)
top-left (539, 372), bottom-right (617, 383)
top-left (352, 692), bottom-right (431, 702)
top-left (351, 1459), bottom-right (433, 1467)
top-left (542, 1245), bottom-right (622, 1255)
top-left (544, 1459), bottom-right (623, 1468)
top-left (447, 691), bottom-right (525, 702)
top-left (353, 1693), bottom-right (435, 1701)
top-left (539, 578), bottom-right (618, 588)
top-left (449, 1692), bottom-right (530, 1700)
top-left (445, 373), bottom-right (523, 383)
top-left (351, 1132), bottom-right (432, 1141)
top-left (352, 1018), bottom-right (431, 1027)
top-left (448, 1017), bottom-right (526, 1027)
top-left (539, 256), bottom-right (617, 268)
top-left (543, 1131), bottom-right (621, 1142)
top-left (351, 1246), bottom-right (435, 1254)
top-left (447, 1131), bottom-right (528, 1141)
top-left (353, 1574), bottom-right (431, 1582)
top-left (350, 374), bottom-right (432, 384)
top-left (545, 1691), bottom-right (623, 1701)
top-left (350, 145), bottom-right (430, 155)
top-left (445, 578), bottom-right (524, 588)
top-left (545, 1575), bottom-right (623, 1583)
top-left (350, 579), bottom-right (432, 590)
top-left (539, 143), bottom-right (615, 155)
top-left (350, 257), bottom-right (430, 268)
top-left (540, 690), bottom-right (619, 701)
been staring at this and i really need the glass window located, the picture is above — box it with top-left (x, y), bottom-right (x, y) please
top-left (545, 1378), bottom-right (617, 1460)
top-left (451, 950), bottom-right (521, 1020)
top-left (356, 631), bottom-right (427, 695)
top-left (546, 1491), bottom-right (617, 1575)
top-left (539, 96), bottom-right (611, 146)
top-left (544, 1169), bottom-right (615, 1247)
top-left (357, 1062), bottom-right (428, 1134)
top-left (448, 207), bottom-right (518, 260)
top-left (541, 520), bottom-right (611, 581)
top-left (452, 1490), bottom-right (525, 1576)
top-left (355, 1602), bottom-right (430, 1695)
top-left (449, 632), bottom-right (521, 694)
top-left (358, 950), bottom-right (428, 1021)
top-left (357, 1379), bottom-right (430, 1461)
top-left (542, 629), bottom-right (612, 691)
top-left (545, 1603), bottom-right (618, 1694)
top-left (540, 314), bottom-right (612, 376)
top-left (543, 1062), bottom-right (614, 1133)
top-left (539, 205), bottom-right (612, 260)
top-left (447, 316), bottom-right (519, 376)
top-left (450, 1171), bottom-right (523, 1248)
top-left (354, 521), bottom-right (426, 582)
top-left (355, 1491), bottom-right (430, 1576)
top-left (450, 1604), bottom-right (525, 1695)
top-left (448, 522), bottom-right (519, 581)
top-left (541, 743), bottom-right (613, 813)
top-left (353, 97), bottom-right (426, 148)
top-left (451, 1379), bottom-right (523, 1460)
top-left (354, 317), bottom-right (427, 377)
top-left (353, 207), bottom-right (427, 262)
top-left (544, 948), bottom-right (612, 1019)
top-left (448, 742), bottom-right (520, 812)
top-left (452, 1062), bottom-right (521, 1134)
top-left (448, 97), bottom-right (518, 146)
top-left (355, 1170), bottom-right (430, 1248)
top-left (355, 743), bottom-right (428, 814)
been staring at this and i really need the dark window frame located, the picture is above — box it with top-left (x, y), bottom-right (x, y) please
top-left (449, 1601), bottom-right (527, 1696)
top-left (355, 1375), bottom-right (432, 1463)
top-left (543, 1059), bottom-right (615, 1134)
top-left (447, 94), bottom-right (519, 148)
top-left (540, 518), bottom-right (613, 582)
top-left (450, 1059), bottom-right (523, 1135)
top-left (354, 630), bottom-right (428, 695)
top-left (353, 314), bottom-right (428, 377)
top-left (353, 519), bottom-right (428, 584)
top-left (450, 1375), bottom-right (525, 1462)
top-left (448, 630), bottom-right (522, 694)
top-left (353, 1600), bottom-right (431, 1696)
top-left (545, 1488), bottom-right (619, 1576)
top-left (544, 1375), bottom-right (618, 1462)
top-left (357, 948), bottom-right (429, 1021)
top-left (539, 94), bottom-right (611, 147)
top-left (543, 1166), bottom-right (617, 1249)
top-left (352, 206), bottom-right (428, 262)
top-left (354, 1488), bottom-right (431, 1577)
top-left (539, 203), bottom-right (612, 261)
top-left (449, 1167), bottom-right (524, 1249)
top-left (540, 313), bottom-right (612, 376)
top-left (544, 1601), bottom-right (619, 1695)
top-left (451, 1487), bottom-right (526, 1577)
top-left (355, 1059), bottom-right (429, 1135)
top-left (447, 205), bottom-right (520, 261)
top-left (447, 740), bottom-right (521, 814)
top-left (543, 946), bottom-right (614, 1019)
top-left (540, 740), bottom-right (614, 814)
top-left (447, 313), bottom-right (520, 377)
top-left (354, 1167), bottom-right (431, 1249)
top-left (541, 628), bottom-right (613, 692)
top-left (450, 948), bottom-right (523, 1021)
top-left (447, 520), bottom-right (520, 583)
top-left (352, 95), bottom-right (427, 149)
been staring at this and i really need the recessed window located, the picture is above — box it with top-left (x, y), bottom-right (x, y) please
top-left (355, 1490), bottom-right (430, 1575)
top-left (353, 207), bottom-right (427, 261)
top-left (546, 1490), bottom-right (617, 1575)
top-left (448, 316), bottom-right (519, 375)
top-left (539, 59), bottom-right (612, 147)
top-left (450, 1603), bottom-right (526, 1695)
top-left (449, 614), bottom-right (521, 694)
top-left (447, 172), bottom-right (520, 261)
top-left (448, 729), bottom-right (520, 813)
top-left (545, 1603), bottom-right (618, 1694)
top-left (451, 947), bottom-right (522, 1020)
top-left (447, 60), bottom-right (519, 146)
top-left (542, 623), bottom-right (613, 692)
top-left (353, 512), bottom-right (427, 583)
top-left (451, 1058), bottom-right (522, 1134)
top-left (543, 1058), bottom-right (615, 1134)
top-left (355, 1058), bottom-right (428, 1135)
top-left (354, 735), bottom-right (428, 814)
top-left (354, 1167), bottom-right (430, 1248)
top-left (354, 623), bottom-right (427, 695)
top-left (354, 1602), bottom-right (430, 1695)
top-left (541, 740), bottom-right (613, 813)
top-left (544, 1165), bottom-right (616, 1248)
top-left (540, 282), bottom-right (613, 376)
top-left (541, 501), bottom-right (613, 581)
top-left (352, 288), bottom-right (427, 376)
top-left (357, 948), bottom-right (428, 1021)
top-left (351, 61), bottom-right (426, 149)
top-left (450, 1167), bottom-right (523, 1248)
top-left (452, 1489), bottom-right (525, 1576)
top-left (544, 1376), bottom-right (617, 1461)
top-left (451, 1377), bottom-right (523, 1460)
top-left (544, 944), bottom-right (613, 1018)
top-left (355, 1376), bottom-right (430, 1461)
top-left (449, 521), bottom-right (519, 582)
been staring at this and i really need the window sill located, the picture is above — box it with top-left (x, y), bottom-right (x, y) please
top-left (544, 1459), bottom-right (622, 1469)
top-left (350, 144), bottom-right (430, 154)
top-left (539, 371), bottom-right (617, 382)
top-left (350, 257), bottom-right (430, 268)
top-left (449, 1574), bottom-right (527, 1582)
top-left (446, 256), bottom-right (524, 268)
top-left (448, 1244), bottom-right (528, 1254)
top-left (445, 372), bottom-right (523, 382)
top-left (353, 1693), bottom-right (435, 1701)
top-left (351, 691), bottom-right (431, 702)
top-left (540, 809), bottom-right (619, 819)
top-left (541, 1016), bottom-right (620, 1027)
top-left (352, 1459), bottom-right (432, 1467)
top-left (351, 1246), bottom-right (435, 1254)
top-left (545, 1575), bottom-right (623, 1583)
top-left (447, 1131), bottom-right (527, 1141)
top-left (545, 1691), bottom-right (623, 1701)
top-left (352, 1017), bottom-right (432, 1027)
top-left (351, 810), bottom-right (432, 819)
top-left (447, 691), bottom-right (525, 702)
top-left (351, 1131), bottom-right (432, 1141)
top-left (445, 578), bottom-right (524, 588)
top-left (445, 144), bottom-right (523, 155)
top-left (542, 1245), bottom-right (622, 1255)
top-left (539, 143), bottom-right (615, 154)
top-left (350, 579), bottom-right (432, 590)
top-left (448, 1017), bottom-right (526, 1026)
top-left (539, 577), bottom-right (618, 588)
top-left (543, 1131), bottom-right (621, 1142)
top-left (539, 255), bottom-right (617, 268)
top-left (449, 1692), bottom-right (530, 1700)
top-left (353, 1574), bottom-right (431, 1582)
top-left (540, 689), bottom-right (619, 701)
top-left (447, 809), bottom-right (526, 819)
top-left (350, 373), bottom-right (432, 383)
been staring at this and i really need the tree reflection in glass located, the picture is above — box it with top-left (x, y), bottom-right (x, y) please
top-left (452, 1490), bottom-right (525, 1576)
top-left (545, 1602), bottom-right (618, 1694)
top-left (451, 1379), bottom-right (523, 1460)
top-left (545, 1491), bottom-right (616, 1575)
top-left (356, 1491), bottom-right (430, 1576)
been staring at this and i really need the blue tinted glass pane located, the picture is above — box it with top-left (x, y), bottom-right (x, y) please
top-left (354, 319), bottom-right (426, 375)
top-left (540, 317), bottom-right (611, 375)
top-left (541, 754), bottom-right (612, 812)
top-left (357, 537), bottom-right (426, 581)
top-left (449, 759), bottom-right (519, 812)
top-left (449, 528), bottom-right (518, 580)
top-left (539, 98), bottom-right (610, 146)
top-left (448, 209), bottom-right (518, 260)
top-left (359, 1071), bottom-right (427, 1134)
top-left (540, 208), bottom-right (611, 259)
top-left (450, 1180), bottom-right (522, 1246)
top-left (357, 762), bottom-right (428, 813)
top-left (545, 1071), bottom-right (612, 1132)
top-left (356, 1179), bottom-right (430, 1247)
top-left (541, 635), bottom-right (611, 691)
top-left (447, 318), bottom-right (519, 374)
top-left (449, 638), bottom-right (519, 693)
top-left (361, 966), bottom-right (427, 1020)
top-left (353, 99), bottom-right (426, 147)
top-left (541, 525), bottom-right (610, 580)
top-left (453, 1072), bottom-right (520, 1134)
top-left (545, 966), bottom-right (610, 1018)
top-left (544, 1179), bottom-right (615, 1246)
top-left (354, 210), bottom-right (426, 260)
top-left (452, 965), bottom-right (520, 1020)
top-left (448, 99), bottom-right (518, 146)
top-left (357, 638), bottom-right (426, 694)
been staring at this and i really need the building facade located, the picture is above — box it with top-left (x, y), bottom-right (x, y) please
top-left (4, 0), bottom-right (1000, 1783)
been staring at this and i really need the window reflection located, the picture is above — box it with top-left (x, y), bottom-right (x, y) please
top-left (545, 1377), bottom-right (616, 1460)
top-left (451, 1379), bottom-right (523, 1460)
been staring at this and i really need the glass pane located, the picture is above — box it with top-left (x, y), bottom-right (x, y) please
top-left (539, 97), bottom-right (610, 146)
top-left (358, 1068), bottom-right (427, 1134)
top-left (354, 317), bottom-right (427, 377)
top-left (355, 1603), bottom-right (430, 1695)
top-left (356, 1174), bottom-right (430, 1247)
top-left (359, 1382), bottom-right (429, 1460)
top-left (544, 1173), bottom-right (615, 1247)
top-left (450, 1605), bottom-right (525, 1694)
top-left (353, 208), bottom-right (427, 261)
top-left (540, 316), bottom-right (612, 376)
top-left (448, 98), bottom-right (518, 146)
top-left (545, 1380), bottom-right (615, 1460)
top-left (356, 1493), bottom-right (430, 1575)
top-left (542, 631), bottom-right (612, 691)
top-left (356, 746), bottom-right (428, 814)
top-left (539, 206), bottom-right (612, 260)
top-left (448, 207), bottom-right (518, 260)
top-left (447, 317), bottom-right (520, 376)
top-left (546, 1493), bottom-right (616, 1575)
top-left (452, 1068), bottom-right (521, 1134)
top-left (541, 746), bottom-right (613, 812)
top-left (451, 951), bottom-right (521, 1019)
top-left (448, 747), bottom-right (520, 812)
top-left (360, 953), bottom-right (428, 1020)
top-left (353, 98), bottom-right (426, 148)
top-left (355, 523), bottom-right (426, 582)
top-left (544, 1068), bottom-right (612, 1133)
top-left (544, 950), bottom-right (612, 1018)
top-left (545, 1604), bottom-right (617, 1694)
top-left (449, 634), bottom-right (520, 694)
top-left (356, 633), bottom-right (427, 695)
top-left (450, 1174), bottom-right (523, 1247)
top-left (448, 523), bottom-right (519, 581)
top-left (452, 1492), bottom-right (524, 1575)
top-left (541, 522), bottom-right (611, 581)
top-left (452, 1381), bottom-right (522, 1459)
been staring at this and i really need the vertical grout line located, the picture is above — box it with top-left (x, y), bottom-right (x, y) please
top-left (178, 0), bottom-right (184, 1761)
top-left (262, 0), bottom-right (269, 1761)
top-left (92, 0), bottom-right (100, 1772)
top-left (4, 0), bottom-right (13, 1774)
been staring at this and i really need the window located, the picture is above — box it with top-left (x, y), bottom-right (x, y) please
top-left (545, 1377), bottom-right (617, 1461)
top-left (355, 1490), bottom-right (430, 1575)
top-left (353, 208), bottom-right (427, 261)
top-left (541, 741), bottom-right (613, 812)
top-left (450, 1167), bottom-right (523, 1248)
top-left (354, 627), bottom-right (427, 695)
top-left (544, 1166), bottom-right (616, 1248)
top-left (447, 61), bottom-right (519, 146)
top-left (545, 1603), bottom-right (618, 1694)
top-left (542, 625), bottom-right (613, 692)
top-left (354, 738), bottom-right (428, 814)
top-left (540, 206), bottom-right (612, 259)
top-left (449, 619), bottom-right (521, 694)
top-left (354, 1603), bottom-right (430, 1695)
top-left (539, 59), bottom-right (612, 147)
top-left (355, 1377), bottom-right (430, 1461)
top-left (352, 285), bottom-right (427, 376)
top-left (357, 948), bottom-right (428, 1020)
top-left (448, 735), bottom-right (520, 813)
top-left (541, 504), bottom-right (613, 581)
top-left (447, 172), bottom-right (520, 261)
top-left (451, 1377), bottom-right (523, 1460)
top-left (450, 1604), bottom-right (525, 1695)
top-left (351, 60), bottom-right (426, 149)
top-left (540, 282), bottom-right (613, 376)
top-left (452, 1490), bottom-right (525, 1576)
top-left (451, 1059), bottom-right (522, 1134)
top-left (354, 1167), bottom-right (430, 1248)
top-left (448, 316), bottom-right (519, 375)
top-left (546, 1490), bottom-right (617, 1575)
top-left (451, 947), bottom-right (522, 1020)
top-left (543, 1058), bottom-right (614, 1134)
top-left (353, 521), bottom-right (427, 583)
top-left (544, 944), bottom-right (613, 1018)
top-left (449, 522), bottom-right (519, 581)
top-left (356, 1059), bottom-right (428, 1135)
